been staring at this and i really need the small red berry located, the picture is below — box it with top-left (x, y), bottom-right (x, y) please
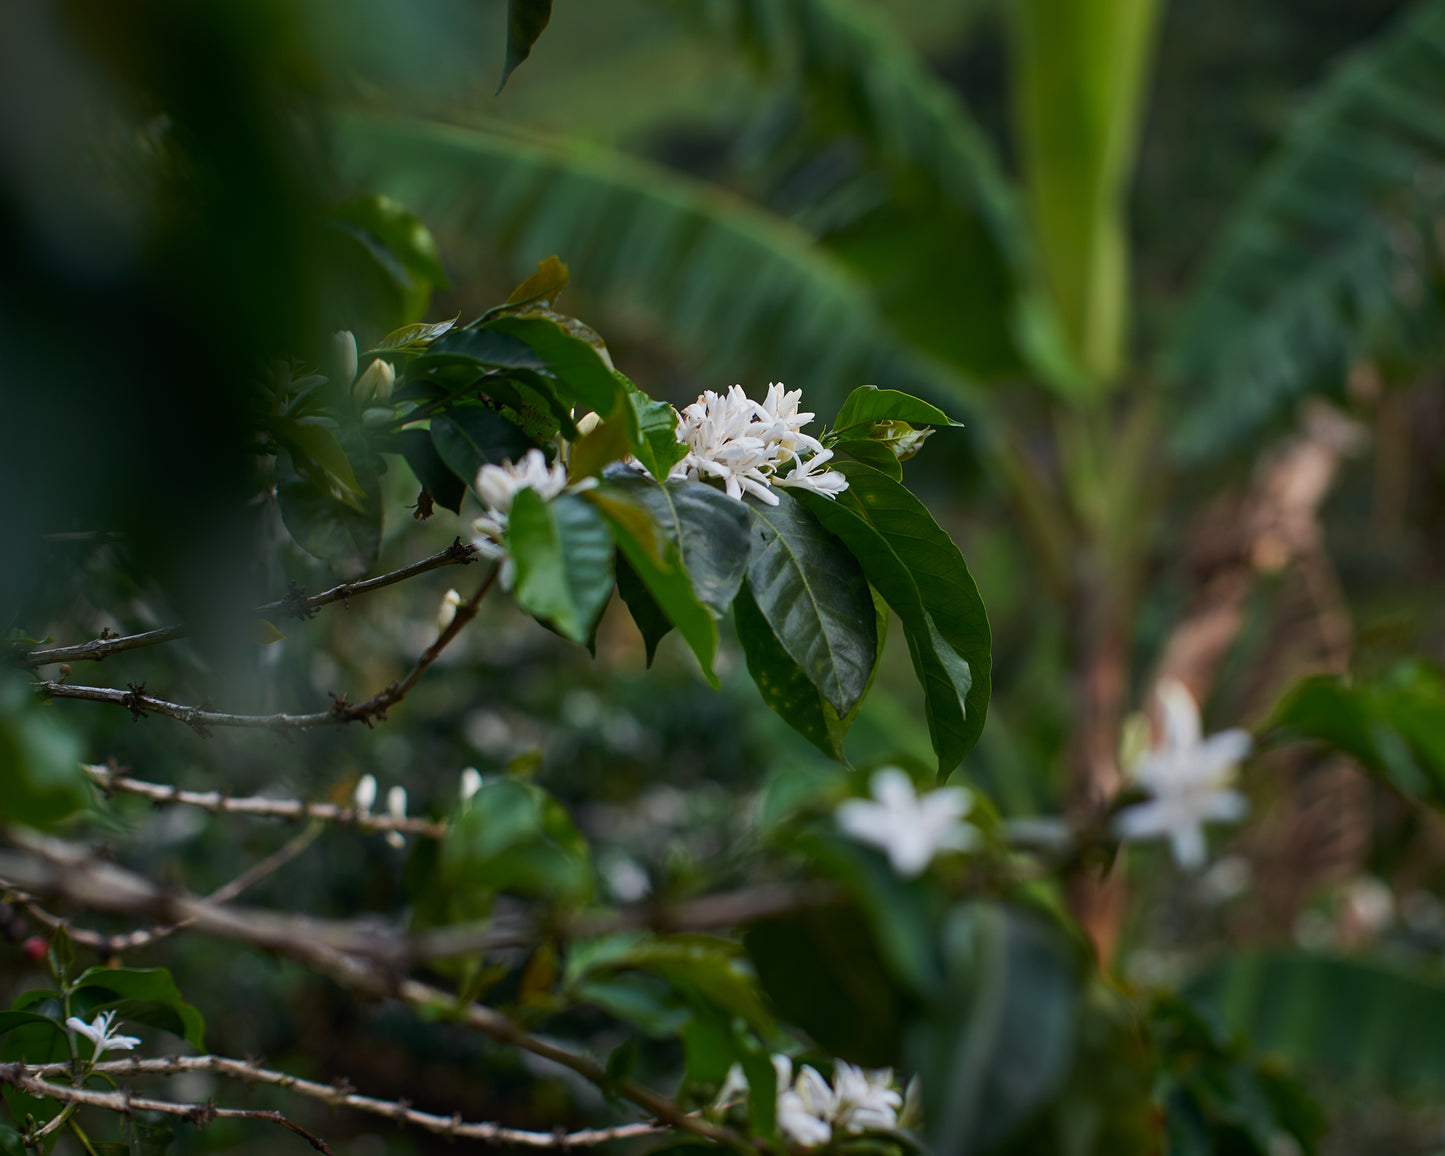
top-left (21, 937), bottom-right (47, 964)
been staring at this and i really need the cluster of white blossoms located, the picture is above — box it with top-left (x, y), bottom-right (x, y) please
top-left (1113, 679), bottom-right (1251, 870)
top-left (774, 1056), bottom-right (902, 1147)
top-left (669, 383), bottom-right (847, 505)
top-left (469, 448), bottom-right (572, 587)
top-left (837, 767), bottom-right (981, 878)
top-left (67, 1011), bottom-right (140, 1062)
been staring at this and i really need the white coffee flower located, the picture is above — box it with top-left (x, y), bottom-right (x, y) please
top-left (669, 382), bottom-right (844, 505)
top-left (837, 767), bottom-right (980, 877)
top-left (1113, 678), bottom-right (1250, 870)
top-left (385, 785), bottom-right (408, 849)
top-left (775, 1056), bottom-right (836, 1148)
top-left (831, 1062), bottom-right (902, 1133)
top-left (459, 767), bottom-right (483, 804)
top-left (354, 773), bottom-right (378, 815)
top-left (66, 1011), bottom-right (140, 1061)
top-left (470, 449), bottom-right (572, 587)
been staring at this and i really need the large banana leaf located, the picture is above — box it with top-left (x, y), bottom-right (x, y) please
top-left (1165, 0), bottom-right (1445, 459)
top-left (1187, 950), bottom-right (1445, 1095)
top-left (334, 114), bottom-right (971, 411)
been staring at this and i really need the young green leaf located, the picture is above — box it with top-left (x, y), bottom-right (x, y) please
top-left (503, 254), bottom-right (569, 309)
top-left (830, 384), bottom-right (961, 441)
top-left (509, 489), bottom-right (615, 644)
top-left (744, 490), bottom-right (877, 717)
top-left (499, 0), bottom-right (554, 92)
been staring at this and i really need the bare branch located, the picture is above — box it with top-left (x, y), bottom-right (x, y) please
top-left (81, 765), bottom-right (447, 839)
top-left (20, 539), bottom-right (478, 667)
top-left (23, 1056), bottom-right (670, 1148)
top-left (0, 1065), bottom-right (334, 1155)
top-left (36, 566), bottom-right (498, 732)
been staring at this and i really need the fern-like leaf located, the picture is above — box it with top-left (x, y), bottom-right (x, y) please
top-left (1166, 0), bottom-right (1445, 459)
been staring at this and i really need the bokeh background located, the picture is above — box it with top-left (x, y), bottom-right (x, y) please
top-left (7, 0), bottom-right (1445, 1152)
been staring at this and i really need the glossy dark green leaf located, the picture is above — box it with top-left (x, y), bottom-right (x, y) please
top-left (796, 474), bottom-right (984, 775)
top-left (395, 428), bottom-right (466, 513)
top-left (0, 1011), bottom-right (62, 1037)
top-left (833, 461), bottom-right (991, 769)
top-left (615, 557), bottom-right (673, 666)
top-left (276, 451), bottom-right (382, 574)
top-left (734, 583), bottom-right (845, 760)
top-left (831, 384), bottom-right (962, 440)
top-left (509, 489), bottom-right (615, 644)
top-left (833, 437), bottom-right (902, 480)
top-left (587, 487), bottom-right (719, 686)
top-left (410, 326), bottom-right (544, 377)
top-left (431, 404), bottom-right (536, 485)
top-left (74, 966), bottom-right (205, 1049)
top-left (1266, 660), bottom-right (1445, 808)
top-left (912, 903), bottom-right (1081, 1154)
top-left (370, 315), bottom-right (457, 353)
top-left (485, 314), bottom-right (621, 418)
top-left (602, 475), bottom-right (750, 616)
top-left (499, 0), bottom-right (554, 92)
top-left (0, 676), bottom-right (87, 828)
top-left (744, 490), bottom-right (877, 716)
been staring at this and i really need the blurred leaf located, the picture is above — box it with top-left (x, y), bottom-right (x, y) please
top-left (73, 966), bottom-right (205, 1049)
top-left (744, 490), bottom-right (877, 717)
top-left (0, 1126), bottom-right (25, 1156)
top-left (568, 409), bottom-right (635, 482)
top-left (588, 486), bottom-right (719, 686)
top-left (510, 489), bottom-right (615, 644)
top-left (574, 974), bottom-right (691, 1038)
top-left (336, 115), bottom-right (956, 412)
top-left (500, 0), bottom-right (554, 92)
top-left (0, 1010), bottom-right (68, 1129)
top-left (395, 427), bottom-right (467, 513)
top-left (440, 779), bottom-right (591, 905)
top-left (333, 194), bottom-right (449, 307)
top-left (275, 419), bottom-right (367, 512)
top-left (1165, 0), bottom-right (1445, 458)
top-left (608, 936), bottom-right (773, 1033)
top-left (911, 903), bottom-right (1081, 1154)
top-left (1266, 660), bottom-right (1445, 808)
top-left (833, 462), bottom-right (991, 770)
top-left (1187, 949), bottom-right (1445, 1095)
top-left (277, 451), bottom-right (382, 574)
top-left (0, 676), bottom-right (87, 828)
top-left (1011, 0), bottom-right (1162, 386)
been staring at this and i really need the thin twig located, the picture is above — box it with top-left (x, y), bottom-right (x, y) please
top-left (0, 834), bottom-right (745, 1148)
top-left (81, 765), bottom-right (447, 839)
top-left (0, 1065), bottom-right (334, 1155)
top-left (24, 1057), bottom-right (670, 1148)
top-left (20, 539), bottom-right (477, 667)
top-left (36, 567), bottom-right (498, 732)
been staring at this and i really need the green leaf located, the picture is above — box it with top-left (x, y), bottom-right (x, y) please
top-left (1266, 660), bottom-right (1445, 808)
top-left (440, 779), bottom-right (591, 905)
top-left (795, 471), bottom-right (987, 775)
top-left (587, 486), bottom-right (719, 686)
top-left (1187, 950), bottom-right (1445, 1096)
top-left (275, 420), bottom-right (366, 512)
top-left (574, 974), bottom-right (691, 1038)
top-left (831, 384), bottom-right (961, 440)
top-left (394, 428), bottom-right (465, 513)
top-left (833, 438), bottom-right (902, 480)
top-left (1165, 0), bottom-right (1445, 458)
top-left (912, 903), bottom-right (1082, 1154)
top-left (0, 1126), bottom-right (27, 1156)
top-left (744, 490), bottom-right (877, 717)
top-left (371, 315), bottom-right (457, 353)
top-left (1, 1007), bottom-right (69, 1129)
top-left (431, 404), bottom-right (536, 486)
top-left (615, 557), bottom-right (673, 666)
top-left (607, 937), bottom-right (773, 1033)
top-left (831, 461), bottom-right (991, 769)
top-left (509, 489), bottom-right (615, 644)
top-left (276, 451), bottom-right (382, 574)
top-left (503, 254), bottom-right (569, 309)
top-left (73, 966), bottom-right (205, 1049)
top-left (332, 194), bottom-right (448, 293)
top-left (485, 314), bottom-right (622, 418)
top-left (410, 326), bottom-right (545, 376)
top-left (623, 380), bottom-right (687, 483)
top-left (0, 1011), bottom-right (62, 1035)
top-left (0, 676), bottom-right (87, 828)
top-left (499, 0), bottom-right (554, 92)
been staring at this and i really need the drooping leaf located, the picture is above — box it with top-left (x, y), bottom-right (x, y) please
top-left (796, 468), bottom-right (988, 775)
top-left (275, 419), bottom-right (366, 511)
top-left (744, 490), bottom-right (877, 717)
top-left (615, 557), bottom-right (673, 666)
top-left (276, 451), bottom-right (383, 574)
top-left (395, 427), bottom-right (467, 513)
top-left (1165, 0), bottom-right (1445, 458)
top-left (509, 489), bottom-right (615, 644)
top-left (430, 404), bottom-right (537, 486)
top-left (499, 0), bottom-right (554, 92)
top-left (72, 966), bottom-right (205, 1049)
top-left (587, 486), bottom-right (719, 685)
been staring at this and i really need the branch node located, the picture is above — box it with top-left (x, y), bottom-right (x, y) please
top-left (123, 683), bottom-right (149, 722)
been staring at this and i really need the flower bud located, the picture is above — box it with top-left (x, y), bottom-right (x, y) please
top-left (354, 773), bottom-right (377, 815)
top-left (353, 358), bottom-right (395, 404)
top-left (460, 767), bottom-right (482, 803)
top-left (437, 588), bottom-right (463, 633)
top-left (333, 330), bottom-right (358, 386)
top-left (574, 411), bottom-right (602, 438)
top-left (387, 785), bottom-right (408, 821)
